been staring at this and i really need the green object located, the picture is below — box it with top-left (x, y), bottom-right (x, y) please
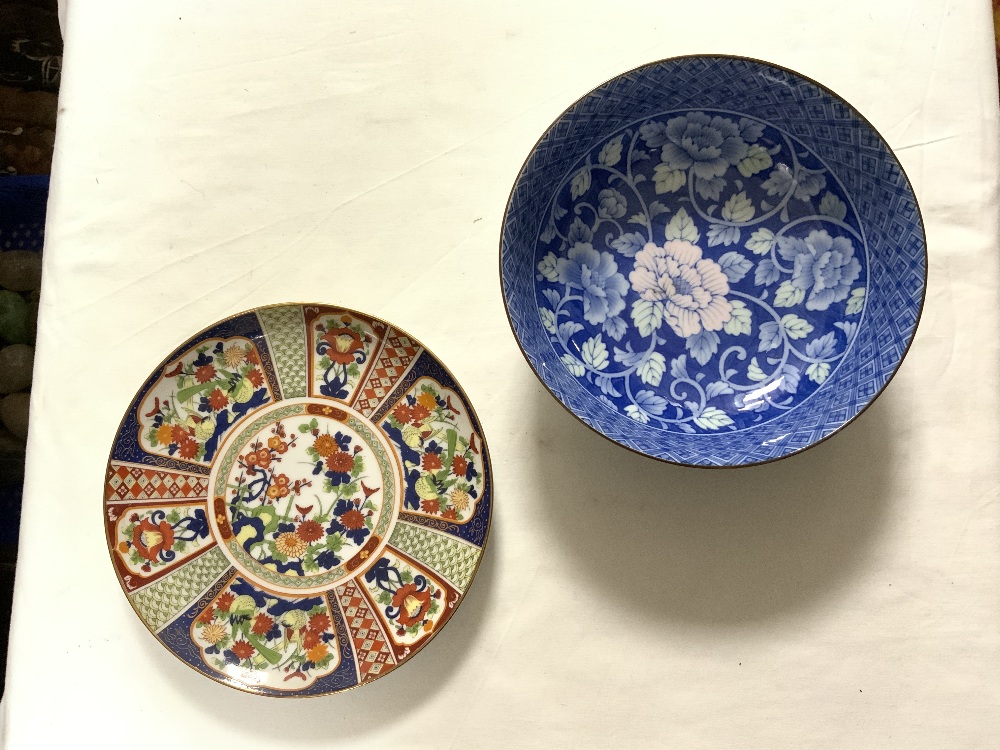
top-left (0, 291), bottom-right (31, 344)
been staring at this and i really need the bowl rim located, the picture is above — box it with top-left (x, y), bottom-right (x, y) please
top-left (498, 52), bottom-right (928, 470)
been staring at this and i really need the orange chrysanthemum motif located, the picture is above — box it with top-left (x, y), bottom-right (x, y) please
top-left (170, 425), bottom-right (191, 444)
top-left (313, 434), bottom-right (337, 457)
top-left (251, 613), bottom-right (275, 636)
top-left (296, 520), bottom-right (324, 543)
top-left (199, 622), bottom-right (227, 645)
top-left (392, 404), bottom-right (414, 425)
top-left (197, 606), bottom-right (216, 624)
top-left (223, 345), bottom-right (246, 369)
top-left (306, 643), bottom-right (329, 663)
top-left (339, 508), bottom-right (365, 530)
top-left (416, 391), bottom-right (437, 410)
top-left (208, 388), bottom-right (229, 411)
top-left (308, 613), bottom-right (331, 632)
top-left (247, 368), bottom-right (264, 388)
top-left (421, 452), bottom-right (443, 471)
top-left (275, 532), bottom-right (308, 557)
top-left (216, 593), bottom-right (235, 611)
top-left (231, 640), bottom-right (255, 661)
top-left (420, 499), bottom-right (440, 514)
top-left (303, 629), bottom-right (322, 649)
top-left (194, 364), bottom-right (217, 384)
top-left (178, 438), bottom-right (198, 459)
top-left (451, 455), bottom-right (468, 477)
top-left (450, 488), bottom-right (470, 512)
top-left (326, 451), bottom-right (354, 473)
top-left (156, 424), bottom-right (174, 445)
top-left (441, 508), bottom-right (458, 520)
top-left (410, 404), bottom-right (431, 423)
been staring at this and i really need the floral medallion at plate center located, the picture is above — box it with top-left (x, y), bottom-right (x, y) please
top-left (208, 399), bottom-right (400, 593)
top-left (105, 304), bottom-right (491, 696)
top-left (501, 56), bottom-right (926, 467)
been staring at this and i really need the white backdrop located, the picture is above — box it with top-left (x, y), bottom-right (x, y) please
top-left (4, 1), bottom-right (999, 747)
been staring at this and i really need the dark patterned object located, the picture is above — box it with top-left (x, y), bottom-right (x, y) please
top-left (106, 304), bottom-right (492, 696)
top-left (502, 55), bottom-right (925, 466)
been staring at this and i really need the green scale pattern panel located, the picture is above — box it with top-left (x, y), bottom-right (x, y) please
top-left (388, 521), bottom-right (481, 592)
top-left (257, 305), bottom-right (308, 399)
top-left (129, 547), bottom-right (234, 632)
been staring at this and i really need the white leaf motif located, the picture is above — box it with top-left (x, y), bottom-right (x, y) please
top-left (754, 258), bottom-right (781, 286)
top-left (570, 168), bottom-right (591, 200)
top-left (633, 390), bottom-right (667, 415)
top-left (718, 251), bottom-right (753, 282)
top-left (603, 316), bottom-right (627, 341)
top-left (746, 228), bottom-right (775, 256)
top-left (758, 321), bottom-right (782, 352)
top-left (581, 334), bottom-right (609, 370)
top-left (598, 136), bottom-right (623, 167)
top-left (779, 314), bottom-right (813, 340)
top-left (723, 299), bottom-right (752, 336)
top-left (624, 405), bottom-right (650, 423)
top-left (805, 332), bottom-right (838, 359)
top-left (705, 380), bottom-right (735, 399)
top-left (537, 252), bottom-right (559, 281)
top-left (594, 375), bottom-right (621, 397)
top-left (567, 216), bottom-right (593, 244)
top-left (670, 354), bottom-right (689, 380)
top-left (737, 144), bottom-right (773, 178)
top-left (773, 281), bottom-right (805, 308)
top-left (747, 357), bottom-right (767, 382)
top-left (834, 321), bottom-right (858, 340)
top-left (539, 307), bottom-right (557, 334)
top-left (542, 288), bottom-right (561, 308)
top-left (653, 164), bottom-right (686, 194)
top-left (636, 352), bottom-right (667, 386)
top-left (806, 361), bottom-right (831, 384)
top-left (721, 191), bottom-right (755, 222)
top-left (648, 200), bottom-right (669, 218)
top-left (613, 343), bottom-right (644, 367)
top-left (846, 288), bottom-right (865, 315)
top-left (686, 329), bottom-right (720, 366)
top-left (631, 299), bottom-right (664, 337)
top-left (610, 232), bottom-right (645, 257)
top-left (558, 321), bottom-right (583, 341)
top-left (560, 354), bottom-right (585, 377)
top-left (664, 207), bottom-right (699, 243)
top-left (694, 406), bottom-right (734, 430)
top-left (818, 191), bottom-right (847, 221)
top-left (707, 224), bottom-right (740, 247)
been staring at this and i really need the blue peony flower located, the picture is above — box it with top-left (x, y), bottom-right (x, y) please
top-left (659, 111), bottom-right (749, 180)
top-left (555, 243), bottom-right (628, 326)
top-left (777, 230), bottom-right (862, 311)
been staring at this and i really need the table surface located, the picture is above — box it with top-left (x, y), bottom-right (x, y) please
top-left (4, 1), bottom-right (999, 747)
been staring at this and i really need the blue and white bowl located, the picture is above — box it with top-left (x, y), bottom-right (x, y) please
top-left (501, 55), bottom-right (926, 467)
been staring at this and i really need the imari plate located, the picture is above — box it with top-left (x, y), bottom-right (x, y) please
top-left (104, 304), bottom-right (491, 696)
top-left (501, 55), bottom-right (926, 467)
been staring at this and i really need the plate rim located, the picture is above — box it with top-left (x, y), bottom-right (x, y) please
top-left (103, 301), bottom-right (494, 697)
top-left (499, 52), bottom-right (928, 469)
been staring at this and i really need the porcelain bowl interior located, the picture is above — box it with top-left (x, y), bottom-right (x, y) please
top-left (501, 56), bottom-right (925, 467)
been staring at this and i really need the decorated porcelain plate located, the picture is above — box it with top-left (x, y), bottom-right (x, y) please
top-left (105, 304), bottom-right (491, 696)
top-left (501, 55), bottom-right (926, 467)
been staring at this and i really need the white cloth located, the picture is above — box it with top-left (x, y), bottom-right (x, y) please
top-left (4, 1), bottom-right (999, 747)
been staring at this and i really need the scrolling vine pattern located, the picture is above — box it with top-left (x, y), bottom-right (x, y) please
top-left (534, 110), bottom-right (868, 433)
